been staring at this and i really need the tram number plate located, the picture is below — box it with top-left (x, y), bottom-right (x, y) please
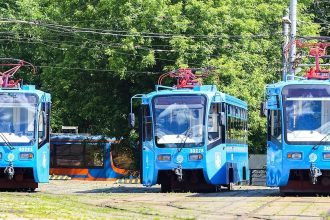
top-left (324, 146), bottom-right (330, 151)
top-left (19, 147), bottom-right (33, 152)
top-left (190, 149), bottom-right (204, 153)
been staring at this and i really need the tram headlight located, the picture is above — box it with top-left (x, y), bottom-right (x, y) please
top-left (287, 152), bottom-right (302, 160)
top-left (19, 153), bottom-right (34, 160)
top-left (189, 153), bottom-right (203, 161)
top-left (157, 154), bottom-right (171, 161)
top-left (323, 153), bottom-right (330, 160)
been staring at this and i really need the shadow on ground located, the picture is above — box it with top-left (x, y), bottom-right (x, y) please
top-left (75, 186), bottom-right (161, 194)
top-left (75, 185), bottom-right (283, 197)
top-left (187, 188), bottom-right (280, 197)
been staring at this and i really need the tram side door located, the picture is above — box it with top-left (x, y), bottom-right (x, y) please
top-left (139, 105), bottom-right (155, 186)
top-left (266, 108), bottom-right (283, 186)
top-left (36, 101), bottom-right (51, 182)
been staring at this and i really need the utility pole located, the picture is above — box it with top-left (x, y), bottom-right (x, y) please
top-left (282, 8), bottom-right (290, 81)
top-left (288, 0), bottom-right (297, 79)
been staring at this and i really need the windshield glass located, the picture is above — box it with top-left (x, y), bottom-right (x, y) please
top-left (283, 85), bottom-right (330, 144)
top-left (153, 95), bottom-right (206, 148)
top-left (0, 93), bottom-right (38, 145)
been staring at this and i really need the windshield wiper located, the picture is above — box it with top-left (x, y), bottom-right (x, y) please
top-left (0, 133), bottom-right (14, 150)
top-left (177, 127), bottom-right (192, 152)
top-left (312, 131), bottom-right (330, 150)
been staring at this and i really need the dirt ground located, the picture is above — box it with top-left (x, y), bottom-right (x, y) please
top-left (33, 180), bottom-right (330, 220)
top-left (0, 180), bottom-right (330, 219)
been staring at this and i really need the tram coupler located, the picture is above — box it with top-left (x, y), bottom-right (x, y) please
top-left (174, 165), bottom-right (183, 182)
top-left (310, 163), bottom-right (322, 184)
top-left (4, 163), bottom-right (15, 180)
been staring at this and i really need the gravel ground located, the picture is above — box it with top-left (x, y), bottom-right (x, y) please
top-left (34, 180), bottom-right (330, 219)
top-left (0, 181), bottom-right (329, 219)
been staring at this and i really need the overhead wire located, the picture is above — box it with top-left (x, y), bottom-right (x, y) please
top-left (0, 35), bottom-right (212, 54)
top-left (0, 18), bottom-right (288, 75)
top-left (0, 18), bottom-right (282, 39)
top-left (0, 35), bottom-right (282, 62)
top-left (0, 38), bottom-right (186, 64)
top-left (35, 65), bottom-right (161, 75)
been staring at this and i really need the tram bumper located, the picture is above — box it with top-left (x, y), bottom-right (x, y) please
top-left (155, 156), bottom-right (205, 178)
top-left (0, 149), bottom-right (37, 184)
top-left (143, 149), bottom-right (206, 186)
top-left (276, 155), bottom-right (330, 192)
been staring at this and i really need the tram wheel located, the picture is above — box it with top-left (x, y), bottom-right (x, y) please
top-left (160, 181), bottom-right (171, 193)
top-left (160, 179), bottom-right (173, 193)
top-left (28, 188), bottom-right (36, 192)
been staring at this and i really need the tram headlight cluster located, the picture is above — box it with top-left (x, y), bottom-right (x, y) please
top-left (19, 153), bottom-right (34, 160)
top-left (157, 154), bottom-right (171, 161)
top-left (323, 153), bottom-right (330, 160)
top-left (189, 153), bottom-right (203, 161)
top-left (287, 152), bottom-right (302, 160)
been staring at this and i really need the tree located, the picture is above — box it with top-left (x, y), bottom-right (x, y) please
top-left (0, 0), bottom-right (320, 154)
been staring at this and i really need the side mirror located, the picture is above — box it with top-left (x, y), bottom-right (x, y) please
top-left (260, 102), bottom-right (267, 117)
top-left (219, 112), bottom-right (226, 126)
top-left (128, 113), bottom-right (135, 129)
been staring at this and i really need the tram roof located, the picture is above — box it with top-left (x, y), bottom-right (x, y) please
top-left (50, 133), bottom-right (117, 143)
top-left (267, 79), bottom-right (330, 90)
top-left (142, 84), bottom-right (247, 108)
top-left (0, 84), bottom-right (51, 101)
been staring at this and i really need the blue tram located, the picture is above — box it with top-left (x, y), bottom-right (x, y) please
top-left (50, 134), bottom-right (127, 180)
top-left (263, 41), bottom-right (330, 193)
top-left (0, 60), bottom-right (51, 190)
top-left (129, 68), bottom-right (249, 192)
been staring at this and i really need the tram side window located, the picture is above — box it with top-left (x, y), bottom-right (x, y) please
top-left (52, 143), bottom-right (104, 168)
top-left (226, 105), bottom-right (248, 144)
top-left (142, 106), bottom-right (152, 141)
top-left (38, 103), bottom-right (51, 147)
top-left (55, 144), bottom-right (84, 167)
top-left (85, 143), bottom-right (104, 167)
top-left (268, 110), bottom-right (282, 142)
top-left (208, 103), bottom-right (220, 143)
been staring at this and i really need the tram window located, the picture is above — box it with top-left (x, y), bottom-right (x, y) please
top-left (38, 103), bottom-right (50, 147)
top-left (38, 111), bottom-right (45, 144)
top-left (55, 144), bottom-right (84, 167)
top-left (53, 143), bottom-right (104, 168)
top-left (226, 105), bottom-right (248, 144)
top-left (268, 110), bottom-right (282, 142)
top-left (208, 104), bottom-right (220, 143)
top-left (85, 144), bottom-right (104, 167)
top-left (142, 106), bottom-right (152, 141)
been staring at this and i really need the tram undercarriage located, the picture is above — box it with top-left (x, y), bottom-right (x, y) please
top-left (0, 168), bottom-right (37, 191)
top-left (280, 169), bottom-right (330, 193)
top-left (157, 169), bottom-right (220, 193)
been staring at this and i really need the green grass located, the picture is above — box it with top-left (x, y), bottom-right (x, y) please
top-left (0, 192), bottom-right (195, 219)
top-left (0, 192), bottom-right (143, 219)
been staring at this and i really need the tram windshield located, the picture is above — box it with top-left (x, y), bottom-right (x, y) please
top-left (0, 93), bottom-right (37, 145)
top-left (283, 85), bottom-right (330, 144)
top-left (153, 95), bottom-right (206, 148)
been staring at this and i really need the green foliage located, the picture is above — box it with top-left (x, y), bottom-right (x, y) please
top-left (0, 0), bottom-right (320, 155)
top-left (308, 0), bottom-right (329, 35)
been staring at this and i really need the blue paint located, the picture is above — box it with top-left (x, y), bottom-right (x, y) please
top-left (133, 84), bottom-right (249, 190)
top-left (50, 134), bottom-right (126, 179)
top-left (0, 85), bottom-right (51, 186)
top-left (265, 80), bottom-right (330, 189)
